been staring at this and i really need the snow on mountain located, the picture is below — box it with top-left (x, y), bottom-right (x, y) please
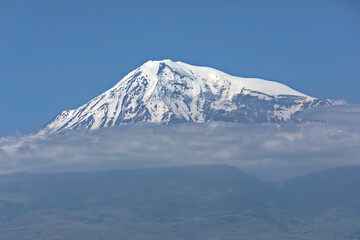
top-left (37, 59), bottom-right (329, 134)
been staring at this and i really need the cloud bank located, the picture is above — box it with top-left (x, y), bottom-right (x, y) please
top-left (1, 104), bottom-right (359, 182)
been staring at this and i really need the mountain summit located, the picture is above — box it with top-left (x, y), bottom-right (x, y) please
top-left (38, 59), bottom-right (329, 134)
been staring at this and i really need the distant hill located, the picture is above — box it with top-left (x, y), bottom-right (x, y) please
top-left (0, 165), bottom-right (359, 239)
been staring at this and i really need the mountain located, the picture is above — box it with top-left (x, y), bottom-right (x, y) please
top-left (38, 60), bottom-right (329, 134)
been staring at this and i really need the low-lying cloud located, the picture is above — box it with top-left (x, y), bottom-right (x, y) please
top-left (1, 104), bottom-right (360, 182)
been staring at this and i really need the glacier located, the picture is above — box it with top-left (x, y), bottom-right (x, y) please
top-left (37, 59), bottom-right (329, 134)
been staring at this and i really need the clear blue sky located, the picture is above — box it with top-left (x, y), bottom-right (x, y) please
top-left (1, 0), bottom-right (359, 135)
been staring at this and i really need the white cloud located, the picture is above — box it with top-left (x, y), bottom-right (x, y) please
top-left (1, 104), bottom-right (360, 182)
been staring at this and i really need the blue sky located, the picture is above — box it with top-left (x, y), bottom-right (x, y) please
top-left (1, 0), bottom-right (359, 135)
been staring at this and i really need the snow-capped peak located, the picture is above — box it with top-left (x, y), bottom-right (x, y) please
top-left (37, 59), bottom-right (329, 134)
top-left (138, 59), bottom-right (311, 97)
